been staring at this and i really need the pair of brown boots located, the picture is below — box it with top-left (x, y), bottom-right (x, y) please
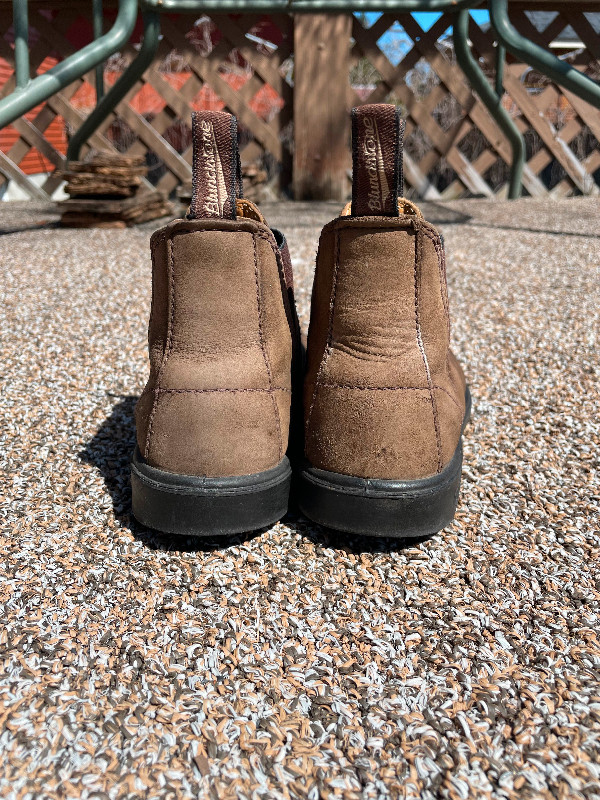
top-left (131, 105), bottom-right (470, 538)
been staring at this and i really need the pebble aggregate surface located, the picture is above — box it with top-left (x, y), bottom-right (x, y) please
top-left (0, 198), bottom-right (599, 800)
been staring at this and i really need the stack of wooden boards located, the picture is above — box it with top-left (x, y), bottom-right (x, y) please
top-left (58, 153), bottom-right (172, 228)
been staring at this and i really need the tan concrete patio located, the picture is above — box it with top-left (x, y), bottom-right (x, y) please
top-left (1, 197), bottom-right (599, 799)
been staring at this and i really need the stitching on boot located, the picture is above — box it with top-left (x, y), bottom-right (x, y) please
top-left (414, 228), bottom-right (443, 473)
top-left (317, 383), bottom-right (463, 412)
top-left (421, 226), bottom-right (455, 410)
top-left (421, 227), bottom-right (450, 340)
top-left (157, 217), bottom-right (278, 249)
top-left (253, 233), bottom-right (283, 461)
top-left (144, 236), bottom-right (176, 459)
top-left (305, 227), bottom-right (342, 435)
top-left (155, 387), bottom-right (291, 394)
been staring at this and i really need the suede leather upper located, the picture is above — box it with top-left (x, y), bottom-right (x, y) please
top-left (304, 212), bottom-right (466, 481)
top-left (135, 216), bottom-right (293, 477)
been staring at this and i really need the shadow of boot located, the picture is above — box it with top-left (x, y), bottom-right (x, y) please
top-left (79, 394), bottom-right (267, 552)
top-left (295, 512), bottom-right (436, 554)
top-left (79, 394), bottom-right (138, 527)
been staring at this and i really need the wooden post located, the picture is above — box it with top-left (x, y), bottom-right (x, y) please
top-left (293, 14), bottom-right (352, 201)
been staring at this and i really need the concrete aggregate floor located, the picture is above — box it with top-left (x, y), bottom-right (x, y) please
top-left (1, 198), bottom-right (599, 799)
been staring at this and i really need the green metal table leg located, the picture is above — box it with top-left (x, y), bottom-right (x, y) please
top-left (93, 0), bottom-right (105, 104)
top-left (0, 0), bottom-right (138, 129)
top-left (489, 0), bottom-right (600, 109)
top-left (495, 41), bottom-right (505, 99)
top-left (453, 8), bottom-right (524, 198)
top-left (67, 10), bottom-right (161, 163)
top-left (13, 0), bottom-right (30, 90)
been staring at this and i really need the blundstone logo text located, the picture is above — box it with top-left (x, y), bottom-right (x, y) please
top-left (362, 116), bottom-right (390, 212)
top-left (199, 119), bottom-right (227, 216)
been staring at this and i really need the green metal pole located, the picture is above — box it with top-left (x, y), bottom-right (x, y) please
top-left (93, 0), bottom-right (105, 104)
top-left (67, 11), bottom-right (161, 163)
top-left (489, 0), bottom-right (600, 109)
top-left (453, 8), bottom-right (524, 198)
top-left (495, 41), bottom-right (505, 98)
top-left (0, 0), bottom-right (138, 129)
top-left (13, 0), bottom-right (30, 90)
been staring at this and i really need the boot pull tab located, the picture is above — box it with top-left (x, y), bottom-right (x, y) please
top-left (188, 110), bottom-right (243, 221)
top-left (351, 104), bottom-right (405, 217)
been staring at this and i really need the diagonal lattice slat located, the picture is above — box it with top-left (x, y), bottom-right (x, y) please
top-left (350, 11), bottom-right (600, 199)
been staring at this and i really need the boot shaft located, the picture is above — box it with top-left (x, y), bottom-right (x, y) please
top-left (303, 104), bottom-right (465, 482)
top-left (135, 112), bottom-right (296, 479)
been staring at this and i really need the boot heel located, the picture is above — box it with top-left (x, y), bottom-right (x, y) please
top-left (131, 448), bottom-right (291, 536)
top-left (298, 444), bottom-right (463, 539)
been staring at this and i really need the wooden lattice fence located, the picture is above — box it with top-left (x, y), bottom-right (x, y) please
top-left (0, 3), bottom-right (294, 199)
top-left (1, 4), bottom-right (599, 201)
top-left (345, 9), bottom-right (600, 199)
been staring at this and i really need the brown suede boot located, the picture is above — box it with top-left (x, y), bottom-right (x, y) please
top-left (299, 104), bottom-right (470, 537)
top-left (132, 111), bottom-right (301, 536)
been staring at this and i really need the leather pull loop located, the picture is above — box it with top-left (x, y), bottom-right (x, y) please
top-left (351, 104), bottom-right (405, 217)
top-left (188, 110), bottom-right (243, 220)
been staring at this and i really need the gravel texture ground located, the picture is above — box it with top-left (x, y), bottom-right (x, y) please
top-left (1, 198), bottom-right (599, 800)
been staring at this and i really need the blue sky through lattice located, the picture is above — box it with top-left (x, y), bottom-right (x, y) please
top-left (359, 10), bottom-right (490, 66)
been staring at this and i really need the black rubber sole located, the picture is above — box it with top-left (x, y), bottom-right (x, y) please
top-left (131, 448), bottom-right (291, 536)
top-left (297, 388), bottom-right (472, 538)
